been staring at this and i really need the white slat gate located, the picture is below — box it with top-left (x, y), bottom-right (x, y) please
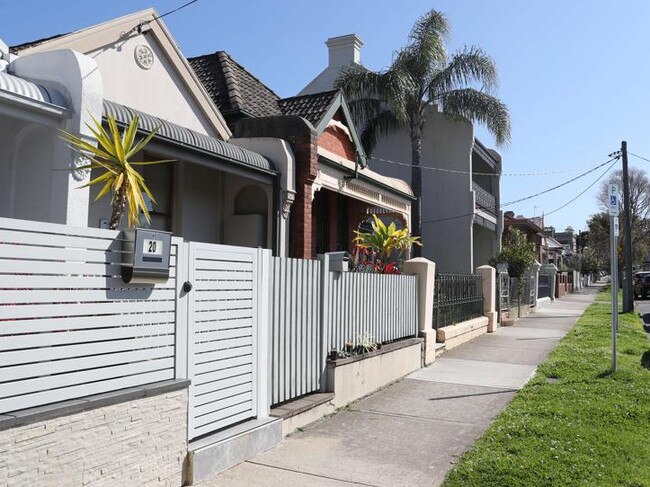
top-left (187, 242), bottom-right (262, 440)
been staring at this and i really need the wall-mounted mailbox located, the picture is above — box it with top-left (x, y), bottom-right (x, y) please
top-left (121, 228), bottom-right (172, 284)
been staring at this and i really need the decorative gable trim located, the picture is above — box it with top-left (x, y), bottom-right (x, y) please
top-left (12, 8), bottom-right (231, 140)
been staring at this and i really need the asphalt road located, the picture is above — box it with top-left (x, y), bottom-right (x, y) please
top-left (636, 298), bottom-right (650, 332)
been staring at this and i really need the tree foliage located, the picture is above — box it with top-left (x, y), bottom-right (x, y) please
top-left (595, 168), bottom-right (650, 266)
top-left (490, 228), bottom-right (536, 280)
top-left (336, 8), bottom-right (510, 251)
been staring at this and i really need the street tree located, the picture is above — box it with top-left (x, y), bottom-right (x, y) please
top-left (597, 168), bottom-right (650, 265)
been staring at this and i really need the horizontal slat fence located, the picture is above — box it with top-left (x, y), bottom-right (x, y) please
top-left (326, 271), bottom-right (418, 352)
top-left (0, 217), bottom-right (182, 414)
top-left (270, 257), bottom-right (322, 405)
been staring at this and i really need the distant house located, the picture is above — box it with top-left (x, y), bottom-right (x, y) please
top-left (7, 9), bottom-right (295, 254)
top-left (298, 34), bottom-right (503, 272)
top-left (548, 226), bottom-right (576, 255)
top-left (504, 212), bottom-right (546, 264)
top-left (189, 51), bottom-right (413, 259)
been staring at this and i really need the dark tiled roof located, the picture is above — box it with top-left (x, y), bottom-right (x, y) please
top-left (278, 90), bottom-right (339, 128)
top-left (189, 51), bottom-right (282, 120)
top-left (190, 51), bottom-right (341, 129)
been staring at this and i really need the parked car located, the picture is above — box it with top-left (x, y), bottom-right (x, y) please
top-left (633, 272), bottom-right (650, 299)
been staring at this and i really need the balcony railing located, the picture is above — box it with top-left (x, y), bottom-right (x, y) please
top-left (473, 182), bottom-right (496, 214)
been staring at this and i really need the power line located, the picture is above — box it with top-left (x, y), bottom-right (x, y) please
top-left (368, 154), bottom-right (612, 177)
top-left (544, 159), bottom-right (618, 216)
top-left (499, 156), bottom-right (619, 207)
top-left (131, 0), bottom-right (200, 35)
top-left (421, 155), bottom-right (620, 225)
top-left (629, 151), bottom-right (650, 164)
top-left (156, 0), bottom-right (200, 20)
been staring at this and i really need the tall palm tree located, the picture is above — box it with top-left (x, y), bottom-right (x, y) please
top-left (336, 9), bottom-right (511, 256)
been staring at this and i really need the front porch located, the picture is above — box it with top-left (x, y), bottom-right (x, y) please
top-left (312, 149), bottom-right (412, 257)
top-left (87, 101), bottom-right (279, 251)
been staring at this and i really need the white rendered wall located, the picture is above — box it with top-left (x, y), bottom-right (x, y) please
top-left (178, 163), bottom-right (224, 243)
top-left (86, 32), bottom-right (217, 137)
top-left (230, 137), bottom-right (295, 256)
top-left (10, 49), bottom-right (103, 227)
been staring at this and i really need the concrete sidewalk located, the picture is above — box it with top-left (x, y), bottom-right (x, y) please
top-left (198, 285), bottom-right (600, 487)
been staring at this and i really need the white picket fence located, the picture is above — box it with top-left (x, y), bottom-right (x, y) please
top-left (0, 217), bottom-right (185, 413)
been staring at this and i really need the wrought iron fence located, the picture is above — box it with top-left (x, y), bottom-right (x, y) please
top-left (433, 273), bottom-right (484, 329)
top-left (509, 277), bottom-right (521, 309)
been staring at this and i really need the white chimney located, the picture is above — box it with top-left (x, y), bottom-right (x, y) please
top-left (326, 34), bottom-right (363, 68)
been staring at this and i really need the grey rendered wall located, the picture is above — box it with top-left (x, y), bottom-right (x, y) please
top-left (370, 106), bottom-right (475, 272)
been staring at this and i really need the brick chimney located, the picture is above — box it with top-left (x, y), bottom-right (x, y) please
top-left (326, 34), bottom-right (363, 68)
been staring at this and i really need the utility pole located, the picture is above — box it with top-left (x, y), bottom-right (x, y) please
top-left (621, 141), bottom-right (634, 312)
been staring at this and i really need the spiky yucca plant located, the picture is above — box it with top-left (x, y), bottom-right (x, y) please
top-left (61, 115), bottom-right (173, 229)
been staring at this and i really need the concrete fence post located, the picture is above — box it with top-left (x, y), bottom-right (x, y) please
top-left (476, 265), bottom-right (497, 332)
top-left (531, 261), bottom-right (541, 308)
top-left (404, 257), bottom-right (436, 365)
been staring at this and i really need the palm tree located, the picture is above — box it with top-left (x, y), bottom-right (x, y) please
top-left (61, 115), bottom-right (173, 229)
top-left (336, 9), bottom-right (511, 256)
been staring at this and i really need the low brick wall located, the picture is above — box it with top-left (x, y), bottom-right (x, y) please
top-left (0, 389), bottom-right (188, 487)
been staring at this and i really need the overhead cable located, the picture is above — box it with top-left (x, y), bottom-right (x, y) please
top-left (421, 155), bottom-right (620, 225)
top-left (368, 154), bottom-right (615, 177)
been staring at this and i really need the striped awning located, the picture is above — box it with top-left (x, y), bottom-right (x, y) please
top-left (103, 100), bottom-right (275, 174)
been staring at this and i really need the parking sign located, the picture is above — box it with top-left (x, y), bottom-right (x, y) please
top-left (609, 184), bottom-right (619, 215)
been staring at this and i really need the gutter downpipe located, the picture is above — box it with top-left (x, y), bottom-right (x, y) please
top-left (272, 173), bottom-right (281, 257)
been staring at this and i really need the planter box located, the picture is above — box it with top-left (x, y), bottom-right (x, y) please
top-left (436, 316), bottom-right (488, 350)
top-left (326, 338), bottom-right (423, 408)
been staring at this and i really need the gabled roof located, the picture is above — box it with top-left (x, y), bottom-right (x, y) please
top-left (188, 51), bottom-right (282, 120)
top-left (278, 90), bottom-right (340, 129)
top-left (10, 32), bottom-right (68, 53)
top-left (10, 8), bottom-right (231, 141)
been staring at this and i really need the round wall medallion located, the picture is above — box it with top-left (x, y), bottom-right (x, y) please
top-left (72, 155), bottom-right (91, 181)
top-left (134, 44), bottom-right (154, 70)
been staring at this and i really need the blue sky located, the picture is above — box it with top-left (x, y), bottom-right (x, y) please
top-left (4, 0), bottom-right (650, 231)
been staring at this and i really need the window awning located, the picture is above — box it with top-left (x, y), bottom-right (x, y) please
top-left (103, 100), bottom-right (276, 175)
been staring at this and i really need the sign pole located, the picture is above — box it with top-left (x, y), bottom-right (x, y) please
top-left (609, 184), bottom-right (619, 372)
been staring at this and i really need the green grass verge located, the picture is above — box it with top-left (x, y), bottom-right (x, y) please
top-left (443, 288), bottom-right (650, 487)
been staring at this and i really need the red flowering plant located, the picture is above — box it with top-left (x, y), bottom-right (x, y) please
top-left (352, 215), bottom-right (420, 274)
